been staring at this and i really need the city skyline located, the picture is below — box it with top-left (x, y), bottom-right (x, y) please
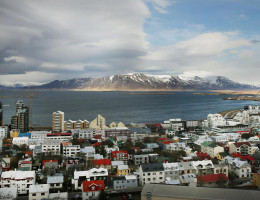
top-left (0, 0), bottom-right (260, 84)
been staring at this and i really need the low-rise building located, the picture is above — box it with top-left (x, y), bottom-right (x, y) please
top-left (117, 165), bottom-right (130, 176)
top-left (47, 175), bottom-right (64, 189)
top-left (134, 154), bottom-right (149, 165)
top-left (112, 175), bottom-right (138, 189)
top-left (111, 151), bottom-right (128, 164)
top-left (229, 142), bottom-right (253, 156)
top-left (139, 163), bottom-right (164, 186)
top-left (0, 171), bottom-right (35, 194)
top-left (0, 187), bottom-right (18, 200)
top-left (29, 184), bottom-right (49, 200)
top-left (82, 180), bottom-right (105, 200)
top-left (42, 139), bottom-right (61, 155)
top-left (201, 142), bottom-right (224, 158)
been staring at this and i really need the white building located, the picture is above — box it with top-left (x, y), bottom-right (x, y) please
top-left (207, 114), bottom-right (226, 128)
top-left (229, 142), bottom-right (253, 156)
top-left (163, 163), bottom-right (179, 180)
top-left (52, 111), bottom-right (64, 132)
top-left (139, 163), bottom-right (164, 186)
top-left (0, 171), bottom-right (35, 194)
top-left (12, 137), bottom-right (29, 147)
top-left (210, 135), bottom-right (229, 143)
top-left (42, 139), bottom-right (61, 155)
top-left (134, 154), bottom-right (149, 165)
top-left (78, 129), bottom-right (102, 139)
top-left (63, 144), bottom-right (80, 157)
top-left (0, 127), bottom-right (6, 138)
top-left (29, 184), bottom-right (49, 200)
top-left (30, 131), bottom-right (50, 139)
top-left (201, 142), bottom-right (224, 158)
top-left (166, 142), bottom-right (186, 152)
top-left (224, 156), bottom-right (252, 178)
top-left (73, 171), bottom-right (90, 190)
top-left (81, 147), bottom-right (96, 160)
top-left (47, 175), bottom-right (64, 189)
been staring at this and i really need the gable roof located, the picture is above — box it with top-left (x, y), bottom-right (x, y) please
top-left (141, 163), bottom-right (164, 172)
top-left (233, 142), bottom-right (251, 148)
top-left (82, 180), bottom-right (105, 192)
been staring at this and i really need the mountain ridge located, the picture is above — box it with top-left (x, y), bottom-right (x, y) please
top-left (0, 73), bottom-right (258, 91)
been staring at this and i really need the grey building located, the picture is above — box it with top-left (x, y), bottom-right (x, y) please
top-left (134, 154), bottom-right (149, 165)
top-left (112, 175), bottom-right (138, 189)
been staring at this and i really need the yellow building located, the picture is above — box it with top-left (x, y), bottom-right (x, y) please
top-left (10, 129), bottom-right (19, 138)
top-left (216, 152), bottom-right (228, 160)
top-left (253, 172), bottom-right (260, 188)
top-left (117, 165), bottom-right (130, 176)
top-left (52, 111), bottom-right (64, 132)
top-left (89, 114), bottom-right (109, 129)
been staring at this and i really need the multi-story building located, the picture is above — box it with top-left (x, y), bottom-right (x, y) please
top-left (104, 127), bottom-right (130, 137)
top-left (52, 111), bottom-right (64, 132)
top-left (139, 163), bottom-right (164, 186)
top-left (0, 102), bottom-right (2, 127)
top-left (29, 184), bottom-right (49, 200)
top-left (0, 171), bottom-right (35, 194)
top-left (12, 137), bottom-right (29, 147)
top-left (46, 133), bottom-right (72, 142)
top-left (111, 151), bottom-right (128, 164)
top-left (134, 154), bottom-right (149, 165)
top-left (89, 114), bottom-right (108, 129)
top-left (117, 165), bottom-right (130, 176)
top-left (201, 142), bottom-right (224, 158)
top-left (78, 129), bottom-right (103, 139)
top-left (11, 100), bottom-right (29, 132)
top-left (42, 139), bottom-right (61, 155)
top-left (62, 142), bottom-right (80, 157)
top-left (229, 142), bottom-right (253, 156)
top-left (206, 114), bottom-right (227, 128)
top-left (163, 163), bottom-right (179, 180)
top-left (0, 127), bottom-right (6, 138)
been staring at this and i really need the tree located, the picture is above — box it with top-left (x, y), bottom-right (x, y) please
top-left (96, 145), bottom-right (107, 158)
top-left (169, 150), bottom-right (186, 162)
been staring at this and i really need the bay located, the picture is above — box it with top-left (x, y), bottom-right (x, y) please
top-left (0, 90), bottom-right (259, 126)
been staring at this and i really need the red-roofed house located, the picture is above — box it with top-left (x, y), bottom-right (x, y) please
top-left (232, 152), bottom-right (256, 165)
top-left (92, 142), bottom-right (102, 147)
top-left (197, 173), bottom-right (229, 187)
top-left (82, 180), bottom-right (105, 200)
top-left (196, 152), bottom-right (211, 160)
top-left (131, 147), bottom-right (141, 153)
top-left (111, 151), bottom-right (128, 164)
top-left (93, 159), bottom-right (112, 171)
top-left (42, 160), bottom-right (58, 169)
top-left (229, 142), bottom-right (253, 155)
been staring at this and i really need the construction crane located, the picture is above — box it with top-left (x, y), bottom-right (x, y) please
top-left (0, 92), bottom-right (39, 129)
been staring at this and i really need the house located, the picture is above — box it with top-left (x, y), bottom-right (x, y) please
top-left (229, 142), bottom-right (253, 155)
top-left (12, 137), bottom-right (29, 147)
top-left (48, 192), bottom-right (68, 200)
top-left (163, 163), bottom-right (179, 180)
top-left (42, 160), bottom-right (59, 170)
top-left (111, 151), bottom-right (128, 164)
top-left (193, 160), bottom-right (214, 176)
top-left (111, 161), bottom-right (124, 169)
top-left (89, 168), bottom-right (108, 184)
top-left (82, 180), bottom-right (105, 200)
top-left (117, 165), bottom-right (130, 176)
top-left (0, 187), bottom-right (18, 200)
top-left (197, 173), bottom-right (229, 187)
top-left (47, 175), bottom-right (64, 189)
top-left (214, 164), bottom-right (229, 177)
top-left (29, 184), bottom-right (49, 200)
top-left (112, 174), bottom-right (138, 189)
top-left (165, 143), bottom-right (186, 152)
top-left (92, 159), bottom-right (112, 171)
top-left (62, 143), bottom-right (80, 157)
top-left (73, 171), bottom-right (90, 190)
top-left (145, 143), bottom-right (159, 149)
top-left (217, 152), bottom-right (228, 160)
top-left (178, 162), bottom-right (196, 176)
top-left (139, 163), bottom-right (164, 186)
top-left (201, 142), bottom-right (224, 158)
top-left (134, 154), bottom-right (149, 165)
top-left (178, 174), bottom-right (197, 185)
top-left (65, 157), bottom-right (85, 170)
top-left (0, 171), bottom-right (35, 194)
top-left (224, 156), bottom-right (252, 178)
top-left (18, 159), bottom-right (32, 171)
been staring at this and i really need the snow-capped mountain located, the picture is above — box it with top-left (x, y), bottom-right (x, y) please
top-left (0, 81), bottom-right (42, 89)
top-left (3, 73), bottom-right (257, 90)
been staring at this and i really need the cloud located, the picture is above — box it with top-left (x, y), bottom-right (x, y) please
top-left (0, 0), bottom-right (150, 78)
top-left (148, 0), bottom-right (174, 13)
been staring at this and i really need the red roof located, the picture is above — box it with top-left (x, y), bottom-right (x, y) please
top-left (197, 173), bottom-right (228, 183)
top-left (82, 180), bottom-right (105, 192)
top-left (163, 141), bottom-right (173, 145)
top-left (112, 151), bottom-right (128, 158)
top-left (92, 142), bottom-right (102, 147)
top-left (196, 152), bottom-right (211, 160)
top-left (42, 160), bottom-right (58, 166)
top-left (25, 151), bottom-right (33, 156)
top-left (94, 135), bottom-right (102, 139)
top-left (233, 142), bottom-right (251, 148)
top-left (232, 153), bottom-right (256, 161)
top-left (236, 131), bottom-right (249, 134)
top-left (93, 159), bottom-right (111, 166)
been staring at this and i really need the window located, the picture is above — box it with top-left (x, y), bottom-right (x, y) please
top-left (32, 194), bottom-right (36, 196)
top-left (41, 193), bottom-right (45, 196)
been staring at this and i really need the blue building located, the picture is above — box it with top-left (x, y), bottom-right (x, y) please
top-left (18, 132), bottom-right (31, 138)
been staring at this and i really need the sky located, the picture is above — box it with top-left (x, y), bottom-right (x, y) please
top-left (0, 0), bottom-right (260, 84)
